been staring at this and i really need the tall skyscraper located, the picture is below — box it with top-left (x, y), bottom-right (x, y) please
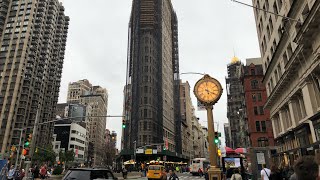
top-left (226, 57), bottom-right (247, 149)
top-left (123, 0), bottom-right (180, 156)
top-left (252, 0), bottom-right (320, 164)
top-left (67, 80), bottom-right (108, 166)
top-left (0, 0), bottom-right (69, 155)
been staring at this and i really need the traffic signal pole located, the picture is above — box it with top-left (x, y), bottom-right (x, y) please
top-left (14, 129), bottom-right (23, 170)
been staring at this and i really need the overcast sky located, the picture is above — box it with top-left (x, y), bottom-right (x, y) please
top-left (58, 0), bottom-right (261, 149)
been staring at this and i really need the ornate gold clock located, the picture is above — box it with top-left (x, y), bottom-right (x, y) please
top-left (194, 74), bottom-right (223, 105)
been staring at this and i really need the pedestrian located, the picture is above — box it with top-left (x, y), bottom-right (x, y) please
top-left (161, 168), bottom-right (167, 180)
top-left (225, 165), bottom-right (233, 180)
top-left (7, 165), bottom-right (15, 180)
top-left (32, 164), bottom-right (40, 179)
top-left (260, 165), bottom-right (271, 180)
top-left (122, 166), bottom-right (128, 179)
top-left (14, 168), bottom-right (25, 180)
top-left (168, 170), bottom-right (179, 180)
top-left (204, 168), bottom-right (209, 180)
top-left (230, 168), bottom-right (242, 180)
top-left (269, 165), bottom-right (282, 180)
top-left (290, 156), bottom-right (319, 180)
top-left (198, 168), bottom-right (203, 177)
top-left (40, 165), bottom-right (47, 179)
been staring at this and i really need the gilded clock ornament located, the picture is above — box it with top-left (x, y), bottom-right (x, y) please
top-left (194, 74), bottom-right (223, 105)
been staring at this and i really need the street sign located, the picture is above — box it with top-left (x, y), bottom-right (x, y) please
top-left (157, 145), bottom-right (161, 152)
top-left (136, 148), bottom-right (144, 154)
top-left (197, 100), bottom-right (206, 111)
top-left (152, 149), bottom-right (157, 154)
top-left (256, 152), bottom-right (265, 164)
top-left (145, 149), bottom-right (152, 155)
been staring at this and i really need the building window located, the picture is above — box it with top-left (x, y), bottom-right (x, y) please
top-left (144, 109), bottom-right (147, 118)
top-left (254, 106), bottom-right (258, 115)
top-left (258, 137), bottom-right (269, 147)
top-left (259, 106), bottom-right (264, 115)
top-left (251, 69), bottom-right (255, 75)
top-left (257, 93), bottom-right (262, 101)
top-left (252, 93), bottom-right (256, 102)
top-left (256, 121), bottom-right (261, 132)
top-left (261, 121), bottom-right (267, 132)
top-left (251, 80), bottom-right (259, 89)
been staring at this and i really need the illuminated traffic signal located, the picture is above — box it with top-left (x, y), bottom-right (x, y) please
top-left (24, 133), bottom-right (32, 147)
top-left (214, 132), bottom-right (219, 144)
top-left (217, 149), bottom-right (221, 156)
top-left (122, 120), bottom-right (126, 128)
top-left (22, 149), bottom-right (27, 155)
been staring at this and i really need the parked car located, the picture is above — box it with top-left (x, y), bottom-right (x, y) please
top-left (62, 168), bottom-right (118, 180)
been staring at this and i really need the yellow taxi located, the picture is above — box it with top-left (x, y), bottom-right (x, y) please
top-left (147, 165), bottom-right (165, 180)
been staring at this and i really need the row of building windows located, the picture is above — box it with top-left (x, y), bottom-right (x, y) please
top-left (255, 121), bottom-right (267, 132)
top-left (252, 92), bottom-right (262, 102)
top-left (71, 130), bottom-right (86, 138)
top-left (253, 106), bottom-right (264, 115)
top-left (69, 144), bottom-right (85, 151)
top-left (70, 137), bottom-right (85, 144)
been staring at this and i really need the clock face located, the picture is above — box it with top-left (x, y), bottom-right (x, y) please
top-left (194, 75), bottom-right (223, 104)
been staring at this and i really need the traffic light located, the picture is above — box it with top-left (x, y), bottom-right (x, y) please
top-left (22, 149), bottom-right (27, 156)
top-left (214, 132), bottom-right (219, 144)
top-left (24, 133), bottom-right (32, 147)
top-left (217, 149), bottom-right (221, 157)
top-left (122, 120), bottom-right (126, 128)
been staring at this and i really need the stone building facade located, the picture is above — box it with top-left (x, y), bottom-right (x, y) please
top-left (253, 0), bottom-right (320, 165)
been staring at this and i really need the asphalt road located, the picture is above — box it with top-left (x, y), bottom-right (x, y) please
top-left (115, 172), bottom-right (206, 180)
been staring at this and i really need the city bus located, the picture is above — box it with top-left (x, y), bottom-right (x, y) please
top-left (190, 158), bottom-right (210, 176)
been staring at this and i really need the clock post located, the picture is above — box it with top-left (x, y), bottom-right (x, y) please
top-left (194, 74), bottom-right (223, 180)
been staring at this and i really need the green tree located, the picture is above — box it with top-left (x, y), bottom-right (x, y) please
top-left (32, 145), bottom-right (56, 165)
top-left (59, 149), bottom-right (75, 165)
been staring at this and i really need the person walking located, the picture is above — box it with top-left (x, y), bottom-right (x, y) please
top-left (198, 168), bottom-right (203, 177)
top-left (32, 164), bottom-right (40, 180)
top-left (122, 166), bottom-right (128, 179)
top-left (161, 168), bottom-right (167, 180)
top-left (39, 165), bottom-right (47, 179)
top-left (261, 165), bottom-right (271, 180)
top-left (269, 165), bottom-right (282, 180)
top-left (290, 156), bottom-right (319, 180)
top-left (7, 165), bottom-right (15, 180)
top-left (204, 168), bottom-right (209, 180)
top-left (230, 169), bottom-right (242, 180)
top-left (168, 170), bottom-right (179, 180)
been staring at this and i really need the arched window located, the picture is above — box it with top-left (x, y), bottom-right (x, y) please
top-left (251, 80), bottom-right (259, 89)
top-left (258, 137), bottom-right (269, 147)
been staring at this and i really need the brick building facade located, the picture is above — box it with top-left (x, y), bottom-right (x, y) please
top-left (243, 58), bottom-right (274, 147)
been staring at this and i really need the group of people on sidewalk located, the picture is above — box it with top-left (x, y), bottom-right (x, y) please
top-left (6, 164), bottom-right (48, 180)
top-left (260, 156), bottom-right (318, 180)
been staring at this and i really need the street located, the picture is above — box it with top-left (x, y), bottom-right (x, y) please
top-left (114, 172), bottom-right (205, 180)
